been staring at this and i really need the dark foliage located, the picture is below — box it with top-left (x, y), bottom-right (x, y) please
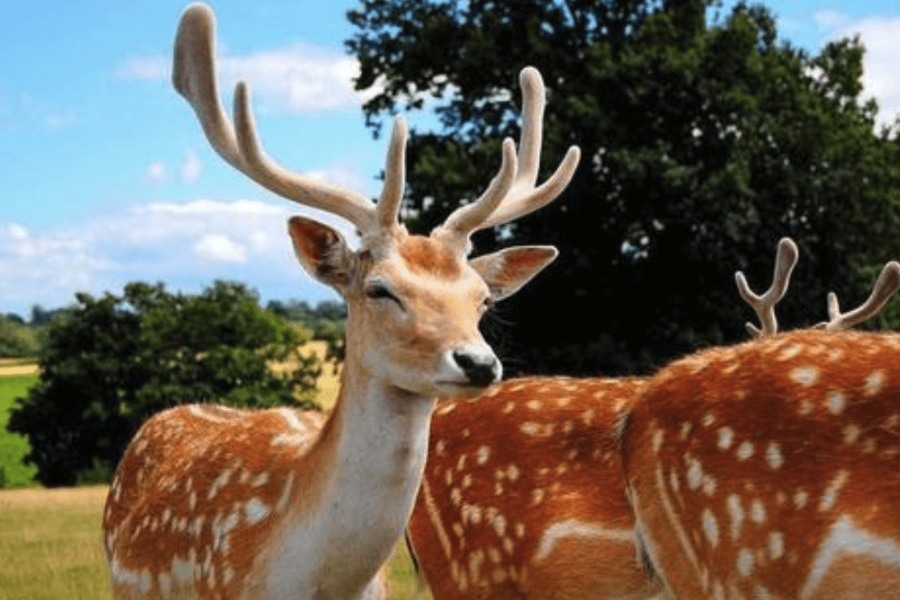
top-left (7, 281), bottom-right (321, 487)
top-left (346, 0), bottom-right (900, 375)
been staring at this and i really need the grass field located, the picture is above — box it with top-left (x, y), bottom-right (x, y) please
top-left (0, 373), bottom-right (38, 488)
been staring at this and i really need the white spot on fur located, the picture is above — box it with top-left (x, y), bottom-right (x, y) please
top-left (750, 498), bottom-right (767, 525)
top-left (769, 531), bottom-right (785, 560)
top-left (790, 366), bottom-right (819, 387)
top-left (843, 424), bottom-right (861, 445)
top-left (777, 344), bottom-right (803, 360)
top-left (766, 442), bottom-right (784, 470)
top-left (727, 494), bottom-right (744, 540)
top-left (702, 509), bottom-right (720, 547)
top-left (794, 489), bottom-right (809, 509)
top-left (826, 390), bottom-right (847, 415)
top-left (736, 441), bottom-right (754, 461)
top-left (476, 445), bottom-right (490, 465)
top-left (718, 427), bottom-right (734, 450)
top-left (866, 370), bottom-right (886, 396)
top-left (686, 457), bottom-right (704, 491)
top-left (737, 548), bottom-right (755, 577)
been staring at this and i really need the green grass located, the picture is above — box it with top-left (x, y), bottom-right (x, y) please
top-left (0, 486), bottom-right (430, 600)
top-left (0, 373), bottom-right (38, 488)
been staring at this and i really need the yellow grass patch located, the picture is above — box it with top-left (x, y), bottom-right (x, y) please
top-left (0, 486), bottom-right (428, 600)
top-left (0, 486), bottom-right (111, 600)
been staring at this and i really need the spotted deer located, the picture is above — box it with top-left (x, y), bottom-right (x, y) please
top-left (620, 259), bottom-right (900, 600)
top-left (101, 5), bottom-right (580, 600)
top-left (405, 239), bottom-right (900, 600)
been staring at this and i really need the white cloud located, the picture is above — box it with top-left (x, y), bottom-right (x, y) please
top-left (146, 161), bottom-right (168, 184)
top-left (194, 233), bottom-right (247, 263)
top-left (115, 56), bottom-right (168, 81)
top-left (814, 10), bottom-right (849, 31)
top-left (181, 150), bottom-right (202, 183)
top-left (0, 198), bottom-right (355, 317)
top-left (117, 43), bottom-right (381, 113)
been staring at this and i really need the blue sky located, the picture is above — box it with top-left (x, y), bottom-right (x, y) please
top-left (1, 1), bottom-right (899, 317)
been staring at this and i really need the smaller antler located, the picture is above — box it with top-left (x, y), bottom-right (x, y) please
top-left (815, 261), bottom-right (900, 331)
top-left (438, 67), bottom-right (580, 244)
top-left (735, 237), bottom-right (799, 338)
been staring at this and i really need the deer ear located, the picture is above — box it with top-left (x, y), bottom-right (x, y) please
top-left (470, 246), bottom-right (558, 301)
top-left (288, 216), bottom-right (354, 289)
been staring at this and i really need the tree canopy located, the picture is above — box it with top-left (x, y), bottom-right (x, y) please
top-left (347, 0), bottom-right (900, 375)
top-left (7, 281), bottom-right (321, 487)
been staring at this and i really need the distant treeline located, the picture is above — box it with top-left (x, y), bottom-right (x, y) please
top-left (0, 296), bottom-right (347, 360)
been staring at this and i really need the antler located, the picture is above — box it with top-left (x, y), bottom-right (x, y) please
top-left (172, 3), bottom-right (398, 234)
top-left (437, 67), bottom-right (581, 242)
top-left (815, 261), bottom-right (900, 331)
top-left (735, 237), bottom-right (799, 338)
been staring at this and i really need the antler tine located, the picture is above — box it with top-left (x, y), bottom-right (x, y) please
top-left (475, 68), bottom-right (580, 232)
top-left (375, 116), bottom-right (408, 230)
top-left (438, 67), bottom-right (581, 241)
top-left (819, 261), bottom-right (900, 331)
top-left (172, 3), bottom-right (242, 170)
top-left (439, 139), bottom-right (519, 236)
top-left (735, 237), bottom-right (799, 338)
top-left (174, 3), bottom-right (379, 232)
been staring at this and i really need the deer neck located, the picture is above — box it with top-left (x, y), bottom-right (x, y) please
top-left (264, 342), bottom-right (436, 599)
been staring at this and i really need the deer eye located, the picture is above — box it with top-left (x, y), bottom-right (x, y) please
top-left (365, 282), bottom-right (402, 306)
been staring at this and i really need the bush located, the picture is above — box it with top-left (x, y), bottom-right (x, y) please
top-left (7, 280), bottom-right (322, 487)
top-left (0, 316), bottom-right (40, 358)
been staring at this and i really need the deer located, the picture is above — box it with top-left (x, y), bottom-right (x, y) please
top-left (405, 238), bottom-right (900, 600)
top-left (101, 4), bottom-right (580, 600)
top-left (620, 256), bottom-right (900, 600)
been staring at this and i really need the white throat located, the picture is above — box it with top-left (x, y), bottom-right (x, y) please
top-left (264, 366), bottom-right (436, 600)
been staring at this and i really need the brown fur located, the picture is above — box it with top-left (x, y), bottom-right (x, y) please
top-left (621, 329), bottom-right (900, 599)
top-left (407, 376), bottom-right (662, 600)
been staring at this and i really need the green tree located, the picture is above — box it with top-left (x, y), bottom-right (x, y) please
top-left (347, 0), bottom-right (900, 375)
top-left (0, 315), bottom-right (40, 358)
top-left (7, 280), bottom-right (321, 487)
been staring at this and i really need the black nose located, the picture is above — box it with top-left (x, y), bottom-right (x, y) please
top-left (452, 351), bottom-right (500, 387)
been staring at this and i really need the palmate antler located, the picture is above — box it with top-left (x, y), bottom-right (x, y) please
top-left (173, 4), bottom-right (579, 246)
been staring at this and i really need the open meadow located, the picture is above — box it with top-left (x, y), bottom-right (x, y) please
top-left (0, 351), bottom-right (430, 599)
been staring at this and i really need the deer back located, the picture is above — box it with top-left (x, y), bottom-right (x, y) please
top-left (621, 329), bottom-right (900, 600)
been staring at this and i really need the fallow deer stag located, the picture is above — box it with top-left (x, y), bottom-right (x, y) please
top-left (406, 239), bottom-right (900, 600)
top-left (102, 4), bottom-right (579, 600)
top-left (621, 260), bottom-right (900, 600)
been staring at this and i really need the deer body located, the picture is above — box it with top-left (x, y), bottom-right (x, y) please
top-left (407, 376), bottom-right (665, 600)
top-left (622, 329), bottom-right (900, 600)
top-left (103, 4), bottom-right (579, 599)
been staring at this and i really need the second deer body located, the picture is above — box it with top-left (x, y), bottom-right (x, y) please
top-left (408, 243), bottom-right (900, 600)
